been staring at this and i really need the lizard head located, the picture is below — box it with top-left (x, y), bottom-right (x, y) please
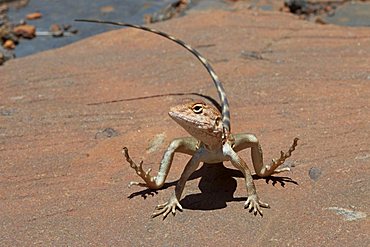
top-left (169, 101), bottom-right (223, 147)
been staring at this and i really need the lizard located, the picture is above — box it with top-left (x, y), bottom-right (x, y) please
top-left (75, 19), bottom-right (299, 218)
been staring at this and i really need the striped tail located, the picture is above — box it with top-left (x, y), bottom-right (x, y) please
top-left (75, 19), bottom-right (231, 134)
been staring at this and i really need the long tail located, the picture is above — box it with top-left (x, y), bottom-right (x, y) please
top-left (75, 19), bottom-right (231, 134)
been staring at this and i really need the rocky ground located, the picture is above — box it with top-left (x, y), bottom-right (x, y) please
top-left (0, 3), bottom-right (369, 246)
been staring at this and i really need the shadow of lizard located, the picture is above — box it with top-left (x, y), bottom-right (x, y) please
top-left (128, 163), bottom-right (298, 211)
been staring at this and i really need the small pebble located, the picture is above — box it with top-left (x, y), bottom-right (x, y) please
top-left (50, 24), bottom-right (63, 37)
top-left (13, 24), bottom-right (36, 39)
top-left (100, 5), bottom-right (114, 13)
top-left (50, 24), bottom-right (61, 32)
top-left (3, 40), bottom-right (15, 49)
top-left (26, 12), bottom-right (42, 20)
top-left (95, 128), bottom-right (119, 139)
top-left (309, 167), bottom-right (322, 181)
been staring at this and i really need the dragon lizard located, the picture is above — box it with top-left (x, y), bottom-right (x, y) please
top-left (76, 19), bottom-right (299, 219)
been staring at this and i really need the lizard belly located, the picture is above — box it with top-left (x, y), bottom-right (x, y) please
top-left (199, 148), bottom-right (229, 163)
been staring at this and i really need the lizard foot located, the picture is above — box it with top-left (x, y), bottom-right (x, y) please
top-left (122, 147), bottom-right (158, 189)
top-left (244, 194), bottom-right (270, 216)
top-left (152, 195), bottom-right (183, 219)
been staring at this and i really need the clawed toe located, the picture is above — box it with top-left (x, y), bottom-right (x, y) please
top-left (152, 197), bottom-right (183, 219)
top-left (260, 201), bottom-right (270, 208)
top-left (128, 181), bottom-right (147, 188)
top-left (244, 195), bottom-right (269, 216)
top-left (152, 203), bottom-right (170, 218)
top-left (273, 167), bottom-right (291, 174)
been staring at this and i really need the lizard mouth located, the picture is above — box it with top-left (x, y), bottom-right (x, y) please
top-left (168, 111), bottom-right (177, 120)
top-left (168, 111), bottom-right (181, 118)
top-left (168, 111), bottom-right (202, 125)
top-left (169, 111), bottom-right (192, 123)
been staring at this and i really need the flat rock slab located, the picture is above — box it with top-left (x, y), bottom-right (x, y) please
top-left (1, 6), bottom-right (369, 246)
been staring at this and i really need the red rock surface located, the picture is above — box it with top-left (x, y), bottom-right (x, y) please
top-left (0, 6), bottom-right (369, 246)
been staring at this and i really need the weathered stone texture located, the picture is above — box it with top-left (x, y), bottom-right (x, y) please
top-left (0, 7), bottom-right (369, 246)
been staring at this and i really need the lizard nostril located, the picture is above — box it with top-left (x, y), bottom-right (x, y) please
top-left (215, 117), bottom-right (221, 126)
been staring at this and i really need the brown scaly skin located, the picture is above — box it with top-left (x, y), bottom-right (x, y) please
top-left (75, 19), bottom-right (299, 219)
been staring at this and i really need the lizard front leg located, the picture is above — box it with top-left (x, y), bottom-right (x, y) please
top-left (223, 143), bottom-right (269, 216)
top-left (152, 152), bottom-right (202, 219)
top-left (123, 137), bottom-right (198, 189)
top-left (233, 133), bottom-right (298, 177)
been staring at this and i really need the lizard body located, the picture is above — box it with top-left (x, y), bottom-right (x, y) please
top-left (76, 19), bottom-right (299, 218)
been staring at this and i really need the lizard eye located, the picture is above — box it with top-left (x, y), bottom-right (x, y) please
top-left (192, 104), bottom-right (203, 114)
